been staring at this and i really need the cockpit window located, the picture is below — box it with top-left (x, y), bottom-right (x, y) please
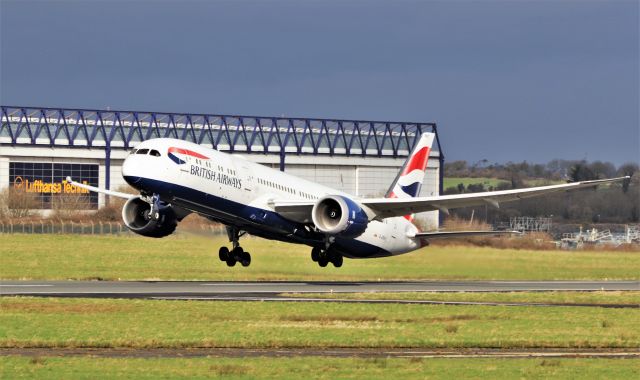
top-left (149, 150), bottom-right (161, 157)
top-left (130, 149), bottom-right (138, 155)
top-left (137, 149), bottom-right (149, 155)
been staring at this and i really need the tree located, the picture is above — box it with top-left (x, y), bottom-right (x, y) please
top-left (569, 162), bottom-right (597, 181)
top-left (617, 162), bottom-right (638, 193)
top-left (444, 186), bottom-right (460, 195)
top-left (510, 173), bottom-right (524, 189)
top-left (466, 183), bottom-right (485, 193)
top-left (584, 161), bottom-right (615, 179)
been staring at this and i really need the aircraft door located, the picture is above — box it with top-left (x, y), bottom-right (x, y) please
top-left (239, 163), bottom-right (255, 202)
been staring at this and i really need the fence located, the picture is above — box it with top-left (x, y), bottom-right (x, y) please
top-left (509, 217), bottom-right (552, 233)
top-left (0, 220), bottom-right (227, 236)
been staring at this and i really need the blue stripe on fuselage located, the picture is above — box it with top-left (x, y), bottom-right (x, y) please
top-left (124, 176), bottom-right (392, 258)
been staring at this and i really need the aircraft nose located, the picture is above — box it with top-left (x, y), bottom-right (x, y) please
top-left (122, 156), bottom-right (141, 185)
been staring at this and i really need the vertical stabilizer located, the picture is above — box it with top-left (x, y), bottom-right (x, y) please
top-left (385, 132), bottom-right (435, 220)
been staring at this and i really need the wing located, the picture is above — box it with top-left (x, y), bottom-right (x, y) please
top-left (272, 177), bottom-right (628, 222)
top-left (361, 177), bottom-right (628, 219)
top-left (66, 177), bottom-right (135, 200)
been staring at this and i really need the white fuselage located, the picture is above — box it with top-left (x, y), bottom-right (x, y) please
top-left (122, 138), bottom-right (422, 258)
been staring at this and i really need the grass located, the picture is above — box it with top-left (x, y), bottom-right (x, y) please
top-left (1, 234), bottom-right (638, 281)
top-left (444, 177), bottom-right (506, 190)
top-left (443, 177), bottom-right (562, 190)
top-left (1, 297), bottom-right (638, 349)
top-left (281, 291), bottom-right (640, 305)
top-left (2, 356), bottom-right (639, 380)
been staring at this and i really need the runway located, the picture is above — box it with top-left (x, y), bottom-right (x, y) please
top-left (1, 280), bottom-right (638, 303)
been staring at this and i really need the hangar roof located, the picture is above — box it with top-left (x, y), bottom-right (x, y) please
top-left (1, 106), bottom-right (442, 159)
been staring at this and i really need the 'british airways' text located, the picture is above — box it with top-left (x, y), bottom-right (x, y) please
top-left (190, 165), bottom-right (242, 189)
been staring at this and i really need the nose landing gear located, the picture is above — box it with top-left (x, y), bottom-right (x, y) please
top-left (311, 247), bottom-right (343, 268)
top-left (218, 226), bottom-right (251, 267)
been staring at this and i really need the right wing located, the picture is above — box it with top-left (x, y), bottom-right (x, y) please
top-left (66, 177), bottom-right (135, 200)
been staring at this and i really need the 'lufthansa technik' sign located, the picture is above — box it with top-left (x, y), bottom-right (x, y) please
top-left (9, 162), bottom-right (99, 209)
top-left (13, 176), bottom-right (90, 194)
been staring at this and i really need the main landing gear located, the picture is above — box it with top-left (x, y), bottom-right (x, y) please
top-left (218, 226), bottom-right (251, 267)
top-left (311, 247), bottom-right (343, 268)
top-left (218, 246), bottom-right (251, 267)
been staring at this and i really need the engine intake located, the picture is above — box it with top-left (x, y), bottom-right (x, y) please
top-left (122, 196), bottom-right (178, 238)
top-left (311, 195), bottom-right (369, 237)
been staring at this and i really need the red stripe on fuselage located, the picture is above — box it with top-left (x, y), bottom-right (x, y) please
top-left (401, 146), bottom-right (430, 175)
top-left (168, 147), bottom-right (209, 159)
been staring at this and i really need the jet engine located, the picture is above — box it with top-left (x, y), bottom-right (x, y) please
top-left (311, 195), bottom-right (369, 237)
top-left (121, 196), bottom-right (178, 238)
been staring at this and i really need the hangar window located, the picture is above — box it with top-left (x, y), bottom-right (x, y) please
top-left (149, 150), bottom-right (161, 157)
top-left (137, 149), bottom-right (149, 155)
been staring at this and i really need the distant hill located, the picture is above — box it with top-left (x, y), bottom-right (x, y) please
top-left (441, 159), bottom-right (638, 224)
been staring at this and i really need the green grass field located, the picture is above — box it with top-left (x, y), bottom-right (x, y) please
top-left (1, 234), bottom-right (638, 281)
top-left (2, 356), bottom-right (638, 380)
top-left (1, 297), bottom-right (638, 349)
top-left (443, 177), bottom-right (562, 190)
top-left (443, 177), bottom-right (506, 189)
top-left (282, 291), bottom-right (640, 305)
top-left (2, 234), bottom-right (638, 378)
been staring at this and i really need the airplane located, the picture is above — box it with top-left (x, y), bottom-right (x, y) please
top-left (67, 133), bottom-right (628, 268)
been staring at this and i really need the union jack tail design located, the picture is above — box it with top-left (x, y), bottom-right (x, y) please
top-left (385, 133), bottom-right (435, 221)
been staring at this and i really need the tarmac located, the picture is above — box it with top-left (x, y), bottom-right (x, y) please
top-left (1, 280), bottom-right (638, 308)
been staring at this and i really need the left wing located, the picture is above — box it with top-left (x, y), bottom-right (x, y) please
top-left (361, 177), bottom-right (628, 219)
top-left (273, 176), bottom-right (628, 222)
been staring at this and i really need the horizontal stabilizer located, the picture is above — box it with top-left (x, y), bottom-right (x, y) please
top-left (413, 230), bottom-right (520, 239)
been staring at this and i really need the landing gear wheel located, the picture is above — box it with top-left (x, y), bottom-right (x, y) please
top-left (240, 252), bottom-right (251, 267)
top-left (318, 258), bottom-right (329, 267)
top-left (232, 246), bottom-right (244, 257)
top-left (221, 227), bottom-right (252, 268)
top-left (219, 247), bottom-right (230, 261)
top-left (331, 254), bottom-right (343, 268)
top-left (311, 247), bottom-right (320, 262)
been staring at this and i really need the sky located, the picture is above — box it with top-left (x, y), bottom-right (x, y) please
top-left (1, 0), bottom-right (638, 165)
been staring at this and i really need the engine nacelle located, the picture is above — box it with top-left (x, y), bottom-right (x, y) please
top-left (122, 196), bottom-right (178, 238)
top-left (311, 195), bottom-right (369, 238)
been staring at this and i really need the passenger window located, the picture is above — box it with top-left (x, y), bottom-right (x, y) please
top-left (137, 149), bottom-right (149, 155)
top-left (149, 150), bottom-right (161, 157)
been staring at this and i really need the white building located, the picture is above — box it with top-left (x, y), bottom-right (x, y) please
top-left (0, 106), bottom-right (444, 228)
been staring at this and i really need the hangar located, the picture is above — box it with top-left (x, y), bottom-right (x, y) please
top-left (0, 106), bottom-right (444, 228)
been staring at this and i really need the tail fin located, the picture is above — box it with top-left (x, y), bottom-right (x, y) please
top-left (385, 132), bottom-right (435, 220)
